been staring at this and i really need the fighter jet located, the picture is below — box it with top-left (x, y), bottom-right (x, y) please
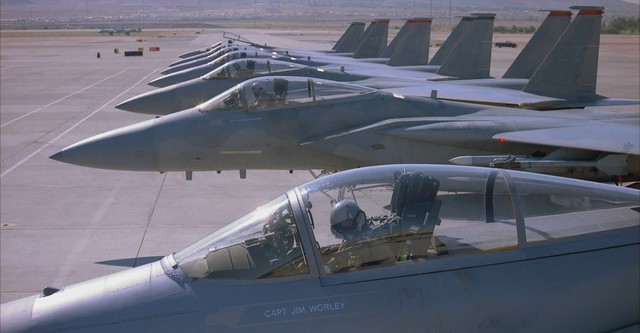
top-left (152, 19), bottom-right (415, 87)
top-left (98, 28), bottom-right (141, 36)
top-left (121, 7), bottom-right (636, 116)
top-left (177, 41), bottom-right (223, 60)
top-left (116, 10), bottom-right (571, 115)
top-left (2, 164), bottom-right (638, 332)
top-left (173, 20), bottom-right (363, 64)
top-left (51, 76), bottom-right (640, 182)
top-left (169, 19), bottom-right (388, 72)
top-left (156, 13), bottom-right (497, 85)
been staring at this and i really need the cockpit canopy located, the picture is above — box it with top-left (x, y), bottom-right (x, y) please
top-left (174, 165), bottom-right (639, 280)
top-left (202, 59), bottom-right (307, 80)
top-left (197, 76), bottom-right (377, 112)
top-left (208, 50), bottom-right (272, 67)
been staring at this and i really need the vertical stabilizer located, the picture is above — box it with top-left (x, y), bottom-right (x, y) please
top-left (353, 19), bottom-right (389, 58)
top-left (436, 13), bottom-right (495, 79)
top-left (523, 6), bottom-right (604, 100)
top-left (428, 16), bottom-right (474, 66)
top-left (332, 22), bottom-right (365, 53)
top-left (503, 10), bottom-right (572, 79)
top-left (386, 18), bottom-right (432, 66)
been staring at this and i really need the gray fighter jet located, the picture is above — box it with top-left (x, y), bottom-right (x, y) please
top-left (51, 76), bottom-right (639, 182)
top-left (119, 7), bottom-right (636, 116)
top-left (116, 10), bottom-right (568, 115)
top-left (148, 17), bottom-right (439, 87)
top-left (169, 18), bottom-right (388, 72)
top-left (154, 13), bottom-right (499, 87)
top-left (2, 164), bottom-right (638, 333)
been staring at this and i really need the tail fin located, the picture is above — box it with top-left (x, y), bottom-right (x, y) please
top-left (332, 22), bottom-right (365, 53)
top-left (436, 13), bottom-right (495, 79)
top-left (353, 19), bottom-right (389, 59)
top-left (385, 18), bottom-right (432, 66)
top-left (523, 6), bottom-right (604, 100)
top-left (503, 10), bottom-right (572, 79)
top-left (428, 16), bottom-right (474, 66)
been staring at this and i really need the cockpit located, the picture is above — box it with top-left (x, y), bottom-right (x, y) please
top-left (202, 59), bottom-right (307, 80)
top-left (197, 76), bottom-right (377, 112)
top-left (173, 165), bottom-right (639, 280)
top-left (207, 50), bottom-right (273, 68)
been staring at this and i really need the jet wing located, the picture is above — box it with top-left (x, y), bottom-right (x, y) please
top-left (385, 84), bottom-right (640, 110)
top-left (301, 116), bottom-right (640, 160)
top-left (494, 122), bottom-right (640, 155)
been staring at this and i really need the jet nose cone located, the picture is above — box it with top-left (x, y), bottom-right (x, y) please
top-left (149, 69), bottom-right (201, 88)
top-left (160, 66), bottom-right (179, 75)
top-left (115, 88), bottom-right (177, 115)
top-left (160, 62), bottom-right (195, 75)
top-left (50, 120), bottom-right (157, 171)
top-left (169, 56), bottom-right (199, 67)
top-left (49, 149), bottom-right (65, 162)
top-left (148, 74), bottom-right (181, 88)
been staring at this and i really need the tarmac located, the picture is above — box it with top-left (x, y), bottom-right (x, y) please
top-left (1, 27), bottom-right (639, 304)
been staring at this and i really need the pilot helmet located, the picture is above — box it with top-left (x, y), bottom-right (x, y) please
top-left (330, 200), bottom-right (367, 239)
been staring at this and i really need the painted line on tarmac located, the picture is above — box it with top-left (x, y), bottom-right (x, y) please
top-left (0, 70), bottom-right (126, 128)
top-left (0, 69), bottom-right (157, 179)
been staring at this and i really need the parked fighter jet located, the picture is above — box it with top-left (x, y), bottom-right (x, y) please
top-left (98, 27), bottom-right (141, 36)
top-left (157, 14), bottom-right (494, 85)
top-left (174, 20), bottom-right (363, 64)
top-left (123, 7), bottom-right (637, 116)
top-left (149, 17), bottom-right (437, 87)
top-left (177, 41), bottom-right (223, 59)
top-left (170, 18), bottom-right (388, 72)
top-left (2, 164), bottom-right (638, 332)
top-left (115, 9), bottom-right (571, 116)
top-left (51, 76), bottom-right (639, 182)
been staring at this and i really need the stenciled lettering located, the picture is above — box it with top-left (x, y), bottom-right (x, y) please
top-left (264, 307), bottom-right (287, 318)
top-left (308, 302), bottom-right (346, 313)
top-left (263, 301), bottom-right (346, 320)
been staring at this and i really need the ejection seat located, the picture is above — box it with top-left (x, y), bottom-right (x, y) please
top-left (273, 78), bottom-right (289, 104)
top-left (389, 172), bottom-right (446, 258)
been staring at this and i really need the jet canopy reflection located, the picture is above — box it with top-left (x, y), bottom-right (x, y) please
top-left (202, 59), bottom-right (307, 81)
top-left (173, 165), bottom-right (639, 280)
top-left (204, 50), bottom-right (275, 70)
top-left (198, 76), bottom-right (377, 112)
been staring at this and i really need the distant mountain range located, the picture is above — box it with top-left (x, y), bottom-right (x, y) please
top-left (1, 0), bottom-right (637, 24)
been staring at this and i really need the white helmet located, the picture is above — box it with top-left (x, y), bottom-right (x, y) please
top-left (330, 200), bottom-right (367, 240)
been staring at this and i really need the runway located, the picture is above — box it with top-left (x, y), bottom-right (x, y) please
top-left (1, 27), bottom-right (638, 304)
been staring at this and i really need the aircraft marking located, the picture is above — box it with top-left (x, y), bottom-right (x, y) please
top-left (263, 301), bottom-right (346, 318)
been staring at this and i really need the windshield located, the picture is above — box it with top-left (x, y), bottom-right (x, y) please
top-left (198, 76), bottom-right (376, 112)
top-left (175, 194), bottom-right (309, 280)
top-left (202, 59), bottom-right (306, 80)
